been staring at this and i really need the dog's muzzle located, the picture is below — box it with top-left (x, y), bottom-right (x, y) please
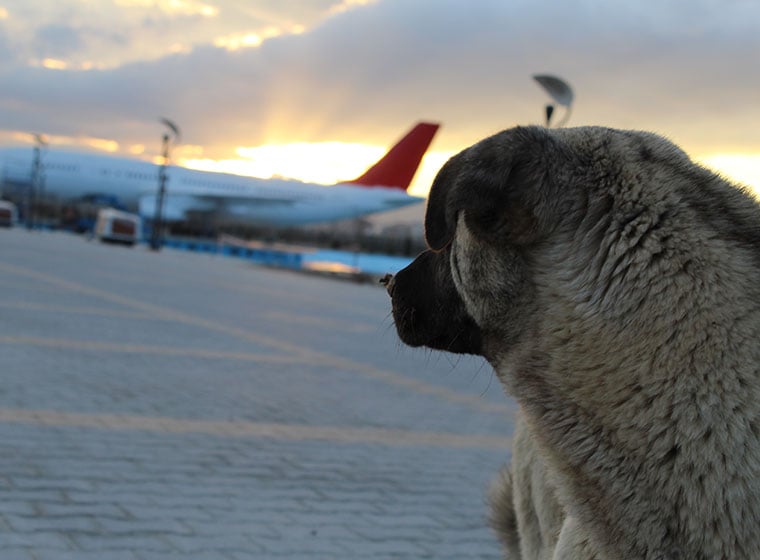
top-left (384, 251), bottom-right (482, 356)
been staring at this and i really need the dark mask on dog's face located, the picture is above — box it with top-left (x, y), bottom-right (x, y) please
top-left (385, 249), bottom-right (482, 355)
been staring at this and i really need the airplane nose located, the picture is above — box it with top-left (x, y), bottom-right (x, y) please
top-left (379, 273), bottom-right (395, 297)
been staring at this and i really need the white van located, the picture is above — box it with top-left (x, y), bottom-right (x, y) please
top-left (0, 200), bottom-right (18, 227)
top-left (94, 208), bottom-right (142, 246)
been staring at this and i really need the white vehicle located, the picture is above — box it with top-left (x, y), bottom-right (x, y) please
top-left (94, 208), bottom-right (142, 246)
top-left (0, 200), bottom-right (17, 227)
top-left (0, 122), bottom-right (438, 228)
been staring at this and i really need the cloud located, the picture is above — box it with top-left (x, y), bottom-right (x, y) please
top-left (33, 23), bottom-right (85, 58)
top-left (0, 24), bottom-right (14, 64)
top-left (114, 0), bottom-right (219, 18)
top-left (0, 0), bottom-right (759, 161)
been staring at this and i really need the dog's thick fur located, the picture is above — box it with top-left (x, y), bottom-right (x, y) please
top-left (386, 126), bottom-right (760, 559)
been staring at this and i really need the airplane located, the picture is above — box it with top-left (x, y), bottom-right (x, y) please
top-left (0, 122), bottom-right (439, 227)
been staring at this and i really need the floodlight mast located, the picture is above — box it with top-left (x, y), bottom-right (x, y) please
top-left (150, 118), bottom-right (181, 251)
top-left (532, 75), bottom-right (574, 128)
top-left (27, 133), bottom-right (48, 229)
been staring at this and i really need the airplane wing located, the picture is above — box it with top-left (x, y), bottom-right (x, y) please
top-left (138, 192), bottom-right (297, 221)
top-left (138, 184), bottom-right (421, 226)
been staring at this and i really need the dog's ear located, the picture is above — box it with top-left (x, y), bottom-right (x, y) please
top-left (424, 155), bottom-right (466, 250)
top-left (425, 127), bottom-right (550, 251)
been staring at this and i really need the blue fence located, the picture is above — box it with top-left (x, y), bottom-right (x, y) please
top-left (159, 237), bottom-right (415, 277)
top-left (161, 238), bottom-right (303, 269)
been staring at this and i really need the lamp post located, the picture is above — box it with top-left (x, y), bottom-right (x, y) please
top-left (532, 75), bottom-right (574, 128)
top-left (27, 133), bottom-right (47, 230)
top-left (150, 118), bottom-right (180, 251)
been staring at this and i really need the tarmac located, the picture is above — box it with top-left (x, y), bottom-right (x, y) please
top-left (0, 228), bottom-right (518, 559)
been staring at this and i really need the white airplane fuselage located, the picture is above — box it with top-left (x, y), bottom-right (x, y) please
top-left (0, 147), bottom-right (424, 227)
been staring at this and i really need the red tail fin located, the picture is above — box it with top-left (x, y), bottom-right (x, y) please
top-left (346, 122), bottom-right (440, 191)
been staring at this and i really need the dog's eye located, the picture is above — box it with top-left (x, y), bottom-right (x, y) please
top-left (475, 209), bottom-right (502, 232)
top-left (466, 205), bottom-right (539, 246)
top-left (465, 208), bottom-right (506, 239)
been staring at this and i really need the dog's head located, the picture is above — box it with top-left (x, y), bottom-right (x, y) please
top-left (387, 126), bottom-right (564, 360)
top-left (386, 125), bottom-right (703, 364)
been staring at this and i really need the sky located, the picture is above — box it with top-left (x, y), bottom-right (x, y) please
top-left (0, 0), bottom-right (759, 199)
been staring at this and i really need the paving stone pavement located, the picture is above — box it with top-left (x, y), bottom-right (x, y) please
top-left (0, 229), bottom-right (518, 559)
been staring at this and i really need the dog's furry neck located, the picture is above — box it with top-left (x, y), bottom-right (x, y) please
top-left (495, 162), bottom-right (760, 558)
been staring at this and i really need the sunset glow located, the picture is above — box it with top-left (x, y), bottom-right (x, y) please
top-left (698, 154), bottom-right (760, 196)
top-left (115, 0), bottom-right (218, 18)
top-left (7, 124), bottom-right (757, 203)
top-left (183, 142), bottom-right (386, 185)
top-left (214, 25), bottom-right (303, 51)
top-left (41, 58), bottom-right (68, 70)
top-left (179, 144), bottom-right (759, 201)
top-left (84, 138), bottom-right (120, 153)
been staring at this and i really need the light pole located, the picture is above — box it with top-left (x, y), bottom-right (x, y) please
top-left (27, 133), bottom-right (47, 230)
top-left (150, 118), bottom-right (180, 251)
top-left (532, 75), bottom-right (574, 128)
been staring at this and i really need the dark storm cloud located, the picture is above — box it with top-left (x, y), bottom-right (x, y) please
top-left (1, 0), bottom-right (759, 155)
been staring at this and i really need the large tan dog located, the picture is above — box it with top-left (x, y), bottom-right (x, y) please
top-left (385, 126), bottom-right (760, 559)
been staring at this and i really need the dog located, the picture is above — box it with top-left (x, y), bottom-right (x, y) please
top-left (384, 125), bottom-right (760, 559)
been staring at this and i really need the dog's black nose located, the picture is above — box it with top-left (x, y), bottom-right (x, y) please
top-left (380, 273), bottom-right (395, 296)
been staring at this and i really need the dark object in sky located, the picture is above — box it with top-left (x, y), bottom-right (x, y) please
top-left (159, 117), bottom-right (181, 143)
top-left (533, 75), bottom-right (574, 127)
top-left (532, 75), bottom-right (574, 107)
top-left (545, 105), bottom-right (555, 126)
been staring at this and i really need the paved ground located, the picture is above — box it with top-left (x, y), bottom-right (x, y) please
top-left (0, 229), bottom-right (518, 559)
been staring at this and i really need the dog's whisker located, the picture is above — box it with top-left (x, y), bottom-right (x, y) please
top-left (479, 365), bottom-right (496, 398)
